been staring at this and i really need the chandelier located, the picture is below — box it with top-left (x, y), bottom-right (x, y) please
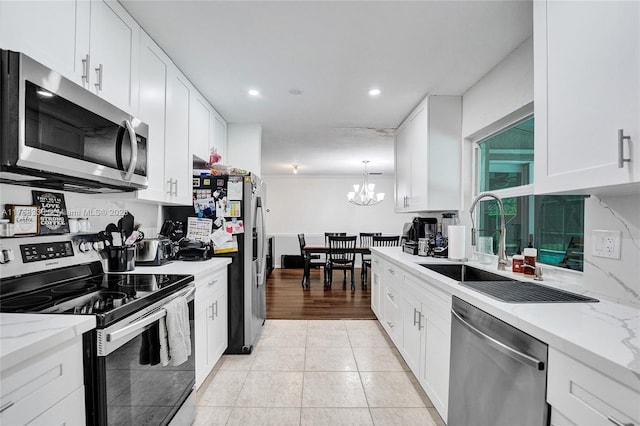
top-left (347, 161), bottom-right (385, 206)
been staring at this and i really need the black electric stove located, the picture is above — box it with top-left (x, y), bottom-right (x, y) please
top-left (0, 260), bottom-right (193, 327)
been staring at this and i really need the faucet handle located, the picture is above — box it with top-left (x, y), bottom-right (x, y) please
top-left (534, 266), bottom-right (544, 281)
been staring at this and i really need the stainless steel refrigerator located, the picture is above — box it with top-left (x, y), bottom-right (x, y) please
top-left (165, 173), bottom-right (267, 354)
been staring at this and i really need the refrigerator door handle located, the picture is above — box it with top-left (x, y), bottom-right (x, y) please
top-left (255, 196), bottom-right (267, 287)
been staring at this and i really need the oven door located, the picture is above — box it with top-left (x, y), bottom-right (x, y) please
top-left (86, 287), bottom-right (195, 426)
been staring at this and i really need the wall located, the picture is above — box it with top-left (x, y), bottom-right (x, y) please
top-left (262, 175), bottom-right (417, 267)
top-left (583, 194), bottom-right (640, 307)
top-left (458, 35), bottom-right (640, 307)
top-left (1, 184), bottom-right (162, 238)
top-left (226, 124), bottom-right (262, 176)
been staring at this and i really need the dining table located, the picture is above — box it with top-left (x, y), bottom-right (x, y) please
top-left (301, 245), bottom-right (371, 288)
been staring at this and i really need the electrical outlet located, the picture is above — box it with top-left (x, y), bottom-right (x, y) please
top-left (592, 230), bottom-right (622, 259)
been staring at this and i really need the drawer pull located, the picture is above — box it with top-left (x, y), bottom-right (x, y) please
top-left (387, 292), bottom-right (395, 301)
top-left (386, 321), bottom-right (395, 329)
top-left (208, 279), bottom-right (218, 286)
top-left (0, 401), bottom-right (14, 413)
top-left (387, 267), bottom-right (395, 274)
top-left (608, 416), bottom-right (634, 426)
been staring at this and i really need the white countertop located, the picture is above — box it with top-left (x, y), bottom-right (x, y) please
top-left (371, 247), bottom-right (640, 391)
top-left (0, 258), bottom-right (231, 373)
top-left (0, 313), bottom-right (96, 371)
top-left (128, 257), bottom-right (232, 280)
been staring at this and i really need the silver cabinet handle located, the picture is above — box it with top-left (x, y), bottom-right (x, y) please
top-left (618, 129), bottom-right (631, 168)
top-left (123, 120), bottom-right (138, 181)
top-left (608, 416), bottom-right (634, 426)
top-left (0, 401), bottom-right (14, 413)
top-left (94, 63), bottom-right (103, 91)
top-left (452, 309), bottom-right (545, 370)
top-left (81, 54), bottom-right (90, 84)
top-left (417, 311), bottom-right (424, 330)
top-left (208, 304), bottom-right (215, 320)
top-left (386, 321), bottom-right (394, 329)
top-left (413, 308), bottom-right (420, 327)
top-left (166, 178), bottom-right (174, 195)
top-left (386, 292), bottom-right (394, 301)
top-left (387, 267), bottom-right (395, 274)
top-left (214, 300), bottom-right (218, 318)
top-left (208, 279), bottom-right (218, 286)
top-left (173, 179), bottom-right (178, 196)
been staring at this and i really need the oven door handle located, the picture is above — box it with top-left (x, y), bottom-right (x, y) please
top-left (107, 307), bottom-right (166, 343)
top-left (106, 287), bottom-right (195, 343)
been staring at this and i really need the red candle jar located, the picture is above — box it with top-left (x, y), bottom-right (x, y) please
top-left (512, 255), bottom-right (524, 274)
top-left (523, 248), bottom-right (537, 276)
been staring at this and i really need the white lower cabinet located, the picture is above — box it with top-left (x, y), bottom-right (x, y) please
top-left (547, 347), bottom-right (640, 426)
top-left (195, 267), bottom-right (229, 389)
top-left (374, 254), bottom-right (452, 423)
top-left (370, 257), bottom-right (383, 318)
top-left (0, 337), bottom-right (86, 425)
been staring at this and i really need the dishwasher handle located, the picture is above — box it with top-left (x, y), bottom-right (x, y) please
top-left (452, 309), bottom-right (545, 371)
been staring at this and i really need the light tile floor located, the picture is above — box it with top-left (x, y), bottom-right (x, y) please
top-left (195, 319), bottom-right (446, 425)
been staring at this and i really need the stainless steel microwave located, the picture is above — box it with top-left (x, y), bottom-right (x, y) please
top-left (0, 50), bottom-right (148, 193)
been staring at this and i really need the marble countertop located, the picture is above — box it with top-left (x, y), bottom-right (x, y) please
top-left (371, 247), bottom-right (640, 391)
top-left (0, 314), bottom-right (96, 371)
top-left (0, 258), bottom-right (231, 373)
top-left (127, 257), bottom-right (232, 280)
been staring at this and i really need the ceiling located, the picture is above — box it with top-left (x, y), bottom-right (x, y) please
top-left (120, 0), bottom-right (533, 176)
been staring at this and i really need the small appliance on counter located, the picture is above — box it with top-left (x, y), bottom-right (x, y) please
top-left (403, 217), bottom-right (438, 255)
top-left (135, 238), bottom-right (173, 266)
top-left (175, 238), bottom-right (212, 261)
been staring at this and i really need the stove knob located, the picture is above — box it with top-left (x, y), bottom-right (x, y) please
top-left (0, 249), bottom-right (14, 264)
top-left (93, 241), bottom-right (105, 251)
top-left (79, 241), bottom-right (93, 253)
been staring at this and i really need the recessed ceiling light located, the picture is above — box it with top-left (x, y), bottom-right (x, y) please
top-left (289, 88), bottom-right (303, 95)
top-left (248, 89), bottom-right (260, 96)
top-left (368, 88), bottom-right (381, 97)
top-left (36, 89), bottom-right (54, 98)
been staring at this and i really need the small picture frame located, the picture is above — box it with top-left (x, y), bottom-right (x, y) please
top-left (6, 205), bottom-right (39, 235)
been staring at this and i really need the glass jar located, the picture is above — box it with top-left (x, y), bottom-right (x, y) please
top-left (418, 238), bottom-right (428, 256)
top-left (512, 254), bottom-right (524, 274)
top-left (0, 219), bottom-right (15, 237)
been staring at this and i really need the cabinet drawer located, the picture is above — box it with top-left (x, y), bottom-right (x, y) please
top-left (547, 348), bottom-right (640, 426)
top-left (0, 338), bottom-right (84, 425)
top-left (195, 268), bottom-right (227, 298)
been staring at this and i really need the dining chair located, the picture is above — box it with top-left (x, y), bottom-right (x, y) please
top-left (298, 233), bottom-right (325, 288)
top-left (324, 232), bottom-right (346, 245)
top-left (326, 235), bottom-right (357, 290)
top-left (359, 232), bottom-right (381, 287)
top-left (372, 235), bottom-right (401, 247)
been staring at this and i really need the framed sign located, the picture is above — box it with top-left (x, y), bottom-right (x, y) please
top-left (32, 191), bottom-right (70, 235)
top-left (6, 205), bottom-right (38, 235)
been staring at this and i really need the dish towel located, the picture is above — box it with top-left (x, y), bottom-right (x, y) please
top-left (159, 295), bottom-right (191, 366)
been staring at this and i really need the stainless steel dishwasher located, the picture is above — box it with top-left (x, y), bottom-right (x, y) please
top-left (448, 296), bottom-right (550, 426)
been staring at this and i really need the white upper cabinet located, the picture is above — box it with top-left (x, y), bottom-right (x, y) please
top-left (136, 31), bottom-right (169, 203)
top-left (534, 0), bottom-right (640, 194)
top-left (394, 95), bottom-right (462, 212)
top-left (165, 68), bottom-right (193, 204)
top-left (88, 0), bottom-right (140, 114)
top-left (0, 0), bottom-right (139, 114)
top-left (0, 1), bottom-right (90, 82)
top-left (190, 90), bottom-right (213, 163)
top-left (211, 109), bottom-right (228, 164)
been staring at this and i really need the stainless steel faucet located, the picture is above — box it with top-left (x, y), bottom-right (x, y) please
top-left (469, 192), bottom-right (511, 271)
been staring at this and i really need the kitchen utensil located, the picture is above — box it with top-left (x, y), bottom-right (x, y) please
top-left (120, 213), bottom-right (134, 238)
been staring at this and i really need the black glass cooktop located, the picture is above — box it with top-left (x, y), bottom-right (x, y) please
top-left (0, 263), bottom-right (193, 327)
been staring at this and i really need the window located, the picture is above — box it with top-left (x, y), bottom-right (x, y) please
top-left (474, 117), bottom-right (585, 271)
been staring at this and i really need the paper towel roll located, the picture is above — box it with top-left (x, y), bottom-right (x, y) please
top-left (448, 225), bottom-right (466, 260)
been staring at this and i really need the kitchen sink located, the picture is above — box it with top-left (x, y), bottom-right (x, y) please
top-left (419, 264), bottom-right (513, 282)
top-left (419, 263), bottom-right (599, 303)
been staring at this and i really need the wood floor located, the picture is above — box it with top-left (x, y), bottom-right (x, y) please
top-left (265, 267), bottom-right (375, 320)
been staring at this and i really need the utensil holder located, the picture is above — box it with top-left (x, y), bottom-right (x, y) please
top-left (107, 246), bottom-right (135, 272)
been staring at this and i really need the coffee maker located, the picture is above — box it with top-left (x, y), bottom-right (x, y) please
top-left (403, 217), bottom-right (438, 255)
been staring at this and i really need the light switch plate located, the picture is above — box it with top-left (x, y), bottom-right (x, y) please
top-left (592, 230), bottom-right (622, 259)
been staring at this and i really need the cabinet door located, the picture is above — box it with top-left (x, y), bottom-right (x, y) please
top-left (210, 283), bottom-right (228, 361)
top-left (27, 386), bottom-right (86, 426)
top-left (136, 32), bottom-right (168, 202)
top-left (370, 257), bottom-right (382, 316)
top-left (165, 70), bottom-right (192, 205)
top-left (535, 0), bottom-right (640, 194)
top-left (211, 110), bottom-right (227, 163)
top-left (195, 294), bottom-right (212, 388)
top-left (0, 0), bottom-right (90, 85)
top-left (409, 104), bottom-right (429, 210)
top-left (190, 92), bottom-right (212, 162)
top-left (394, 123), bottom-right (411, 212)
top-left (400, 279), bottom-right (423, 374)
top-left (89, 0), bottom-right (140, 113)
top-left (422, 318), bottom-right (450, 421)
